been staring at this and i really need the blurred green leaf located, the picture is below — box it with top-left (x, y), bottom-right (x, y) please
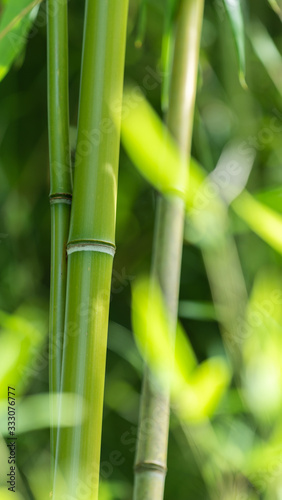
top-left (267, 0), bottom-right (282, 20)
top-left (178, 301), bottom-right (216, 320)
top-left (132, 276), bottom-right (230, 421)
top-left (119, 92), bottom-right (282, 257)
top-left (0, 309), bottom-right (45, 398)
top-left (0, 393), bottom-right (87, 434)
top-left (132, 276), bottom-right (177, 386)
top-left (223, 0), bottom-right (246, 87)
top-left (120, 88), bottom-right (204, 198)
top-left (232, 191), bottom-right (282, 254)
top-left (249, 21), bottom-right (282, 94)
top-left (180, 357), bottom-right (230, 421)
top-left (242, 441), bottom-right (282, 492)
top-left (120, 88), bottom-right (188, 196)
top-left (255, 186), bottom-right (282, 214)
top-left (0, 0), bottom-right (41, 81)
top-left (242, 271), bottom-right (282, 421)
top-left (99, 481), bottom-right (132, 500)
top-left (0, 488), bottom-right (24, 500)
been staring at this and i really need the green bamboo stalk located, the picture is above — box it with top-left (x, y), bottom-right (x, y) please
top-left (133, 1), bottom-right (204, 499)
top-left (47, 0), bottom-right (72, 464)
top-left (53, 1), bottom-right (129, 499)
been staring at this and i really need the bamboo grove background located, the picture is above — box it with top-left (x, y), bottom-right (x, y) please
top-left (1, 0), bottom-right (282, 499)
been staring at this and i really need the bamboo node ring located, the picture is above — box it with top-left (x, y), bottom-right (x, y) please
top-left (67, 241), bottom-right (116, 257)
top-left (49, 193), bottom-right (72, 205)
top-left (134, 461), bottom-right (167, 474)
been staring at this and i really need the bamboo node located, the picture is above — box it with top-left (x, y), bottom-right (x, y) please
top-left (49, 193), bottom-right (72, 205)
top-left (67, 241), bottom-right (116, 258)
top-left (134, 460), bottom-right (167, 475)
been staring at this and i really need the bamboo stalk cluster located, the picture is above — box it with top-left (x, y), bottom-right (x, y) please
top-left (47, 0), bottom-right (204, 499)
top-left (47, 1), bottom-right (128, 499)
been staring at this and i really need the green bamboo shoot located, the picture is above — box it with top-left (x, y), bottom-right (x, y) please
top-left (133, 1), bottom-right (204, 499)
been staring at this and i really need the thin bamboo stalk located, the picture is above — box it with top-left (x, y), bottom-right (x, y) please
top-left (53, 1), bottom-right (129, 499)
top-left (47, 0), bottom-right (72, 463)
top-left (133, 1), bottom-right (204, 499)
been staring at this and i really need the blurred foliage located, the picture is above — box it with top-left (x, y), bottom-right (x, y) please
top-left (0, 0), bottom-right (41, 81)
top-left (1, 0), bottom-right (282, 499)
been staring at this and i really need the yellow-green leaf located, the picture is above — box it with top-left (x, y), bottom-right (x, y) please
top-left (0, 0), bottom-right (41, 82)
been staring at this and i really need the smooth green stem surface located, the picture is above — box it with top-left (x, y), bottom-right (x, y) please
top-left (47, 0), bottom-right (72, 197)
top-left (53, 1), bottom-right (128, 499)
top-left (133, 1), bottom-right (204, 499)
top-left (47, 0), bottom-right (72, 464)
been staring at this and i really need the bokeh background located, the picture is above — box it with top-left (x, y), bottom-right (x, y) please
top-left (1, 0), bottom-right (282, 498)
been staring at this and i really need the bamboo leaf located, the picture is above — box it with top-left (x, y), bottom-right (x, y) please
top-left (120, 88), bottom-right (204, 197)
top-left (267, 0), bottom-right (282, 20)
top-left (223, 0), bottom-right (247, 87)
top-left (242, 272), bottom-right (282, 421)
top-left (132, 276), bottom-right (179, 387)
top-left (255, 186), bottom-right (282, 213)
top-left (132, 277), bottom-right (197, 386)
top-left (181, 357), bottom-right (230, 420)
top-left (0, 0), bottom-right (41, 81)
top-left (120, 93), bottom-right (282, 255)
top-left (132, 277), bottom-right (230, 421)
top-left (0, 489), bottom-right (24, 500)
top-left (249, 21), bottom-right (282, 94)
top-left (232, 191), bottom-right (282, 254)
top-left (120, 88), bottom-right (187, 196)
top-left (0, 310), bottom-right (45, 398)
top-left (0, 393), bottom-right (87, 435)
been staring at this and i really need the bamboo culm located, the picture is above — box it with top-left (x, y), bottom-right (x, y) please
top-left (53, 1), bottom-right (129, 499)
top-left (133, 1), bottom-right (205, 499)
top-left (47, 0), bottom-right (72, 467)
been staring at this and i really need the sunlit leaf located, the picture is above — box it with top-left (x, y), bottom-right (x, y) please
top-left (99, 481), bottom-right (132, 500)
top-left (0, 488), bottom-right (24, 500)
top-left (180, 357), bottom-right (230, 421)
top-left (242, 441), bottom-right (282, 491)
top-left (267, 0), bottom-right (282, 20)
top-left (178, 301), bottom-right (216, 321)
top-left (249, 21), bottom-right (282, 94)
top-left (232, 191), bottom-right (282, 254)
top-left (131, 276), bottom-right (177, 387)
top-left (104, 377), bottom-right (139, 417)
top-left (120, 88), bottom-right (204, 198)
top-left (255, 186), bottom-right (282, 214)
top-left (131, 276), bottom-right (230, 421)
top-left (0, 393), bottom-right (87, 434)
top-left (0, 0), bottom-right (41, 82)
top-left (242, 271), bottom-right (282, 420)
top-left (120, 93), bottom-right (282, 256)
top-left (223, 0), bottom-right (246, 87)
top-left (0, 310), bottom-right (45, 398)
top-left (120, 88), bottom-right (187, 196)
